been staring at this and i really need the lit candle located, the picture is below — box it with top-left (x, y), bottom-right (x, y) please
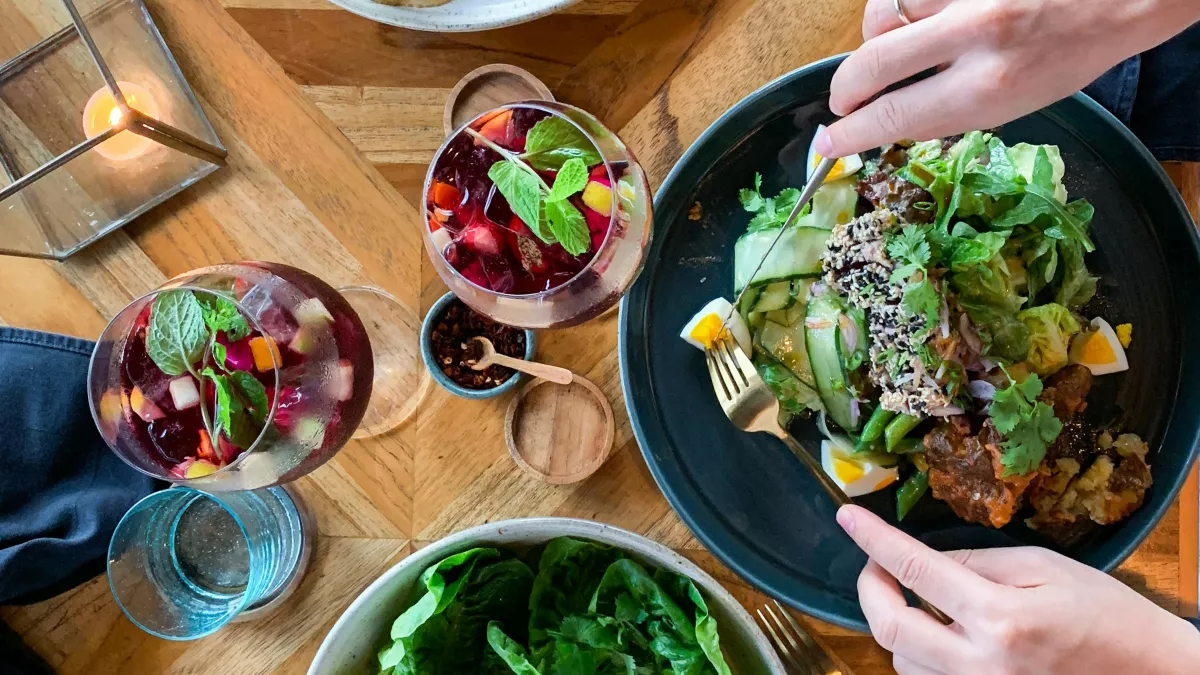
top-left (82, 81), bottom-right (161, 161)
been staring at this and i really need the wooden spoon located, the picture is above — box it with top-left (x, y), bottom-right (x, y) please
top-left (468, 337), bottom-right (573, 386)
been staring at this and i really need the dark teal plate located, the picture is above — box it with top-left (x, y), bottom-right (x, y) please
top-left (619, 55), bottom-right (1200, 631)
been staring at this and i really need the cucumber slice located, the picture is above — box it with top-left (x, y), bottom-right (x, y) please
top-left (806, 292), bottom-right (860, 431)
top-left (734, 226), bottom-right (831, 292)
top-left (759, 319), bottom-right (815, 387)
top-left (754, 348), bottom-right (822, 412)
top-left (738, 284), bottom-right (763, 325)
top-left (764, 310), bottom-right (789, 326)
top-left (754, 281), bottom-right (794, 313)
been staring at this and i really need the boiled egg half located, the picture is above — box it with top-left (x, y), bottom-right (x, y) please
top-left (821, 438), bottom-right (899, 498)
top-left (1069, 317), bottom-right (1129, 376)
top-left (807, 124), bottom-right (864, 183)
top-left (680, 298), bottom-right (752, 354)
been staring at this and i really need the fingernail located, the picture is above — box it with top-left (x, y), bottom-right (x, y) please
top-left (813, 127), bottom-right (834, 157)
top-left (836, 505), bottom-right (855, 535)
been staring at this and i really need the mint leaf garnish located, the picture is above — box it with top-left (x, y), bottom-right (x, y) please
top-left (488, 160), bottom-right (543, 238)
top-left (202, 367), bottom-right (267, 449)
top-left (520, 117), bottom-right (602, 171)
top-left (212, 342), bottom-right (228, 370)
top-left (147, 291), bottom-right (209, 377)
top-left (545, 157), bottom-right (588, 202)
top-left (196, 293), bottom-right (251, 342)
top-left (544, 199), bottom-right (590, 256)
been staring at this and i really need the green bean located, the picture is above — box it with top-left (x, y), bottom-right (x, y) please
top-left (891, 437), bottom-right (924, 454)
top-left (855, 407), bottom-right (896, 453)
top-left (896, 470), bottom-right (929, 521)
top-left (884, 413), bottom-right (922, 452)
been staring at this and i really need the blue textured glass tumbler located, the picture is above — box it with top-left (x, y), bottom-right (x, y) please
top-left (107, 486), bottom-right (310, 640)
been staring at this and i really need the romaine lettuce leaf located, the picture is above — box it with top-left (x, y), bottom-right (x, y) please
top-left (1017, 303), bottom-right (1081, 375)
top-left (1008, 143), bottom-right (1068, 203)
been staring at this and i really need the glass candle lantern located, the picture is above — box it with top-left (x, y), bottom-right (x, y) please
top-left (0, 0), bottom-right (226, 260)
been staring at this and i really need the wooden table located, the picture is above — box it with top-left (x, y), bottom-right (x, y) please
top-left (2, 1), bottom-right (1197, 673)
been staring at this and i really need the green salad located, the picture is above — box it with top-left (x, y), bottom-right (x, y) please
top-left (376, 538), bottom-right (732, 675)
top-left (716, 131), bottom-right (1151, 532)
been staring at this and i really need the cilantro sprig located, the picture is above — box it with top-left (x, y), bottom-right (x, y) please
top-left (989, 372), bottom-right (1063, 476)
top-left (467, 119), bottom-right (595, 257)
top-left (739, 173), bottom-right (806, 233)
top-left (886, 226), bottom-right (941, 329)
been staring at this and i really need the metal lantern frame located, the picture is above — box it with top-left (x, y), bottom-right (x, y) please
top-left (0, 0), bottom-right (227, 260)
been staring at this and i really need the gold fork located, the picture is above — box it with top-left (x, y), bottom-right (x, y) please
top-left (757, 599), bottom-right (845, 675)
top-left (704, 337), bottom-right (850, 505)
top-left (704, 337), bottom-right (953, 625)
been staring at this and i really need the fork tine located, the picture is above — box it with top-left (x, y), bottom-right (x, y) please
top-left (771, 600), bottom-right (842, 675)
top-left (727, 337), bottom-right (760, 382)
top-left (719, 337), bottom-right (751, 388)
top-left (764, 604), bottom-right (823, 675)
top-left (711, 340), bottom-right (742, 394)
top-left (757, 608), bottom-right (812, 674)
top-left (705, 347), bottom-right (732, 402)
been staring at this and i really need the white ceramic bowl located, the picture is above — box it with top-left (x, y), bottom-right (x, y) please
top-left (308, 518), bottom-right (786, 674)
top-left (324, 0), bottom-right (582, 32)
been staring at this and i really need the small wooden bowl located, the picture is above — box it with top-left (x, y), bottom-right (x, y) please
top-left (505, 375), bottom-right (614, 484)
top-left (443, 64), bottom-right (555, 136)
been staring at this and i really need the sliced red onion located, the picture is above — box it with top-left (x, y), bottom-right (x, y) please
top-left (923, 375), bottom-right (939, 389)
top-left (849, 399), bottom-right (861, 428)
top-left (934, 363), bottom-right (946, 380)
top-left (893, 373), bottom-right (915, 386)
top-left (960, 313), bottom-right (982, 354)
top-left (928, 405), bottom-right (965, 417)
top-left (966, 380), bottom-right (997, 400)
top-left (810, 282), bottom-right (827, 297)
top-left (980, 357), bottom-right (999, 372)
top-left (838, 314), bottom-right (860, 355)
top-left (805, 317), bottom-right (833, 330)
top-left (939, 296), bottom-right (951, 338)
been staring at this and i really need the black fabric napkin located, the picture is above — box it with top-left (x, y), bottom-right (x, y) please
top-left (1085, 21), bottom-right (1200, 163)
top-left (0, 328), bottom-right (158, 673)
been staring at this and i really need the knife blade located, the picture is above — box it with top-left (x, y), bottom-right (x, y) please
top-left (723, 155), bottom-right (840, 331)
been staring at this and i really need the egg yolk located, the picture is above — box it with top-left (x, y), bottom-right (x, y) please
top-left (1116, 323), bottom-right (1133, 348)
top-left (832, 457), bottom-right (864, 483)
top-left (1079, 332), bottom-right (1116, 365)
top-left (688, 314), bottom-right (728, 348)
top-left (811, 154), bottom-right (847, 181)
top-left (873, 475), bottom-right (897, 491)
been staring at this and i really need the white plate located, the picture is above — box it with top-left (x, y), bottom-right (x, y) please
top-left (325, 0), bottom-right (583, 32)
top-left (307, 517), bottom-right (786, 675)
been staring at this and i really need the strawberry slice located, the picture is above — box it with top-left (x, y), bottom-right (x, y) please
top-left (477, 110), bottom-right (513, 146)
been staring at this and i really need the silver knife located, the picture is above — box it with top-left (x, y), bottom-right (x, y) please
top-left (724, 155), bottom-right (840, 329)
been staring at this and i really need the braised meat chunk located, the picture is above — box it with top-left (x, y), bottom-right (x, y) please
top-left (1040, 364), bottom-right (1092, 419)
top-left (924, 417), bottom-right (1036, 528)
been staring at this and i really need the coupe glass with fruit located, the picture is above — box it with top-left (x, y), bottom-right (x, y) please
top-left (423, 101), bottom-right (651, 328)
top-left (88, 262), bottom-right (374, 491)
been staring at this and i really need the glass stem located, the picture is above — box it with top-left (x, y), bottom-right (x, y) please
top-left (185, 339), bottom-right (217, 446)
top-left (463, 127), bottom-right (552, 192)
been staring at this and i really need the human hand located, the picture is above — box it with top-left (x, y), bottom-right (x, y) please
top-left (816, 0), bottom-right (1200, 157)
top-left (836, 504), bottom-right (1200, 675)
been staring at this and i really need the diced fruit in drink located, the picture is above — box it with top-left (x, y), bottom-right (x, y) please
top-left (617, 176), bottom-right (637, 205)
top-left (221, 337), bottom-right (255, 372)
top-left (471, 108), bottom-right (506, 131)
top-left (431, 181), bottom-right (461, 210)
top-left (290, 325), bottom-right (319, 355)
top-left (256, 305), bottom-right (298, 344)
top-left (197, 429), bottom-right (216, 462)
top-left (332, 360), bottom-right (354, 402)
top-left (217, 434), bottom-right (240, 463)
top-left (250, 336), bottom-right (282, 372)
top-left (130, 386), bottom-right (166, 422)
top-left (270, 386), bottom-right (302, 429)
top-left (589, 164), bottom-right (611, 185)
top-left (185, 459), bottom-right (219, 479)
top-left (432, 227), bottom-right (453, 256)
top-left (462, 222), bottom-right (503, 256)
top-left (460, 261), bottom-right (489, 288)
top-left (480, 253), bottom-right (517, 294)
top-left (296, 298), bottom-right (333, 325)
top-left (169, 376), bottom-right (200, 410)
top-left (99, 389), bottom-right (124, 425)
top-left (582, 181), bottom-right (614, 217)
top-left (293, 416), bottom-right (326, 448)
top-left (233, 277), bottom-right (252, 299)
top-left (478, 109), bottom-right (513, 145)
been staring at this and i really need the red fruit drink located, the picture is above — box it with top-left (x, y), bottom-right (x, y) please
top-left (423, 102), bottom-right (652, 329)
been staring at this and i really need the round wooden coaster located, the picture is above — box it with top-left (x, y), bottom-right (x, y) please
top-left (505, 375), bottom-right (614, 484)
top-left (443, 64), bottom-right (555, 136)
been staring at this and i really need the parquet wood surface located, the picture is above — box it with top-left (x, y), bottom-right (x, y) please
top-left (1, 1), bottom-right (1196, 673)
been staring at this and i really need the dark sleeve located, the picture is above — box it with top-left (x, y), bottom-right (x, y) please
top-left (1189, 617), bottom-right (1200, 631)
top-left (0, 620), bottom-right (54, 674)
